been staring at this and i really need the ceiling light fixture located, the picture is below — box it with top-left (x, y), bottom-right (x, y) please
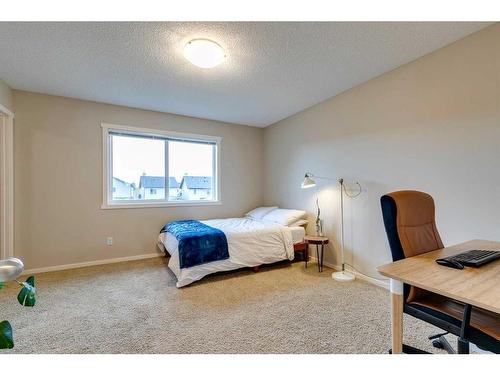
top-left (184, 39), bottom-right (225, 69)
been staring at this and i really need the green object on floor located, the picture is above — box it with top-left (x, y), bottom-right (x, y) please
top-left (0, 321), bottom-right (14, 349)
top-left (0, 275), bottom-right (36, 349)
top-left (17, 276), bottom-right (36, 307)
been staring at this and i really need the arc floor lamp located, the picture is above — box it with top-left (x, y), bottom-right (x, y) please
top-left (301, 173), bottom-right (362, 281)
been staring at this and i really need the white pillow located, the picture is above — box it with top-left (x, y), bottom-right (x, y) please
top-left (262, 208), bottom-right (307, 226)
top-left (288, 219), bottom-right (308, 227)
top-left (245, 206), bottom-right (278, 220)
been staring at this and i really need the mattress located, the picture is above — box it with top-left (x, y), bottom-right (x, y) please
top-left (158, 217), bottom-right (297, 287)
top-left (290, 226), bottom-right (306, 244)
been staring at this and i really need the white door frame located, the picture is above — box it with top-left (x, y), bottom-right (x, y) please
top-left (0, 103), bottom-right (14, 259)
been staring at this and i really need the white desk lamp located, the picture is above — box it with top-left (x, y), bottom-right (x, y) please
top-left (301, 173), bottom-right (362, 281)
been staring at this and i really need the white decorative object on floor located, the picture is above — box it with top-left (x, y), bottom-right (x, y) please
top-left (0, 257), bottom-right (24, 282)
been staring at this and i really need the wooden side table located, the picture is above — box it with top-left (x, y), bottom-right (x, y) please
top-left (304, 235), bottom-right (329, 272)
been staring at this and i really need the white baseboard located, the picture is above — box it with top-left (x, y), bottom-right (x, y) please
top-left (309, 256), bottom-right (389, 290)
top-left (22, 252), bottom-right (163, 275)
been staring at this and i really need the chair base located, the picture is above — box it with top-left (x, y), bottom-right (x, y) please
top-left (389, 344), bottom-right (430, 354)
top-left (431, 335), bottom-right (456, 354)
top-left (390, 333), bottom-right (469, 354)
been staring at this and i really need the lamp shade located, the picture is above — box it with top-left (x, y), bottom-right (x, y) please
top-left (301, 174), bottom-right (316, 189)
top-left (184, 39), bottom-right (225, 69)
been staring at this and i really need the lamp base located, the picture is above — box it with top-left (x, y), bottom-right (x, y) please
top-left (332, 271), bottom-right (355, 282)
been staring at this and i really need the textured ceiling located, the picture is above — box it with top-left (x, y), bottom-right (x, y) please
top-left (0, 22), bottom-right (491, 126)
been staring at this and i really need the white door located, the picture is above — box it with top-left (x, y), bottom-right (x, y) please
top-left (0, 113), bottom-right (6, 259)
top-left (0, 111), bottom-right (14, 259)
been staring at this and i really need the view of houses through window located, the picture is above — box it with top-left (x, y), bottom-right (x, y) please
top-left (110, 133), bottom-right (216, 202)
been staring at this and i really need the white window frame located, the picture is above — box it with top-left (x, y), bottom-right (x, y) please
top-left (101, 123), bottom-right (221, 209)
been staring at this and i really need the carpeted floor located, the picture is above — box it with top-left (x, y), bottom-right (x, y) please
top-left (0, 257), bottom-right (455, 354)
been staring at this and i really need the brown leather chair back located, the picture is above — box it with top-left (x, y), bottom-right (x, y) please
top-left (381, 190), bottom-right (444, 302)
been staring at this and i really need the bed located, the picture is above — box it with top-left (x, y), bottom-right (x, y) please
top-left (157, 208), bottom-right (307, 287)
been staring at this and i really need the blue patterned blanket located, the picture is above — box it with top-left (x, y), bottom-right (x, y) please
top-left (160, 220), bottom-right (229, 269)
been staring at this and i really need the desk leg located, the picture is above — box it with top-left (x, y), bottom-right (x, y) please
top-left (390, 279), bottom-right (403, 354)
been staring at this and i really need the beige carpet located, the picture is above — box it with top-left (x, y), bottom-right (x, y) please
top-left (0, 257), bottom-right (454, 354)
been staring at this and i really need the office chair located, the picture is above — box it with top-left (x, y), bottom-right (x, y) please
top-left (380, 190), bottom-right (500, 354)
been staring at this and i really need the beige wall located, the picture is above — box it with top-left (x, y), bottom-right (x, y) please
top-left (0, 79), bottom-right (13, 112)
top-left (14, 91), bottom-right (264, 269)
top-left (264, 24), bottom-right (500, 279)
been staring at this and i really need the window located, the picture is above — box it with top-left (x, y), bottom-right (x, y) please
top-left (102, 123), bottom-right (220, 208)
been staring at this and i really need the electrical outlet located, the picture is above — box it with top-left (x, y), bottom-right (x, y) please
top-left (106, 237), bottom-right (113, 246)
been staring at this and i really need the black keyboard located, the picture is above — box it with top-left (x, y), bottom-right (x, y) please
top-left (438, 249), bottom-right (500, 268)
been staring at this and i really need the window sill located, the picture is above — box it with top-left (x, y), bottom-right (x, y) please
top-left (101, 200), bottom-right (222, 210)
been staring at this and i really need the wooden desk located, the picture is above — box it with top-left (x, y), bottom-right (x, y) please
top-left (377, 240), bottom-right (500, 354)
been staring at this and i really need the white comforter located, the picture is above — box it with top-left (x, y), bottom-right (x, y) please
top-left (157, 217), bottom-right (295, 287)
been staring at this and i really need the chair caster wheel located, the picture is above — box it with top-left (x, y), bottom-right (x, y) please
top-left (432, 339), bottom-right (444, 349)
